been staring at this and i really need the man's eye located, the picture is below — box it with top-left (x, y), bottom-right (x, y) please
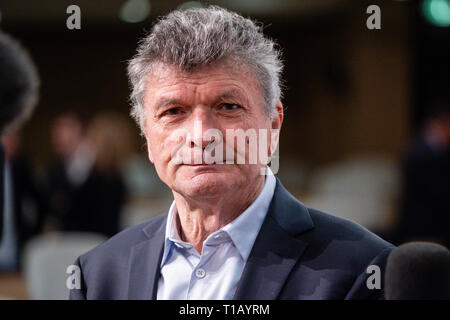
top-left (162, 107), bottom-right (183, 116)
top-left (221, 103), bottom-right (241, 111)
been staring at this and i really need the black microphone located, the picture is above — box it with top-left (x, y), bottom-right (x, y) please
top-left (0, 144), bottom-right (3, 236)
top-left (385, 242), bottom-right (450, 300)
top-left (0, 31), bottom-right (40, 237)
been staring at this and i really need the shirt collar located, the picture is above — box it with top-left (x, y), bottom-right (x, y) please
top-left (221, 169), bottom-right (276, 261)
top-left (160, 167), bottom-right (276, 265)
top-left (160, 201), bottom-right (193, 267)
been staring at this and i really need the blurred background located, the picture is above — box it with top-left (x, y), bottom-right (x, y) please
top-left (0, 0), bottom-right (448, 299)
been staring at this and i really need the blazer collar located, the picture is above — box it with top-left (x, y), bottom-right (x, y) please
top-left (233, 178), bottom-right (315, 299)
top-left (127, 215), bottom-right (167, 299)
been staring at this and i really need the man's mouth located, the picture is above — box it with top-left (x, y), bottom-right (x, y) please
top-left (184, 162), bottom-right (219, 166)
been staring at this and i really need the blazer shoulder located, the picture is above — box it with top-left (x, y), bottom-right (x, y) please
top-left (303, 206), bottom-right (394, 265)
top-left (78, 213), bottom-right (167, 268)
top-left (271, 178), bottom-right (393, 258)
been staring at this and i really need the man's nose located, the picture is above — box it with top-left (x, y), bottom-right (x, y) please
top-left (189, 136), bottom-right (216, 149)
top-left (186, 107), bottom-right (219, 149)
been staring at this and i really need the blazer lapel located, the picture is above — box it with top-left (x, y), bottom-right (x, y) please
top-left (127, 215), bottom-right (167, 299)
top-left (233, 179), bottom-right (314, 300)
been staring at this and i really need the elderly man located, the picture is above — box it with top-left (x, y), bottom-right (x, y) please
top-left (70, 6), bottom-right (393, 300)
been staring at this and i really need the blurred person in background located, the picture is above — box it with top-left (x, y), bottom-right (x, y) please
top-left (47, 112), bottom-right (130, 237)
top-left (396, 99), bottom-right (450, 248)
top-left (46, 112), bottom-right (93, 230)
top-left (0, 31), bottom-right (40, 271)
top-left (78, 112), bottom-right (131, 236)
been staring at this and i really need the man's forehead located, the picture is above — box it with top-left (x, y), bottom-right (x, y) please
top-left (148, 61), bottom-right (254, 84)
top-left (145, 62), bottom-right (261, 104)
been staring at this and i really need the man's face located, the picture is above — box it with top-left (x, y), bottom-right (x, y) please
top-left (143, 62), bottom-right (282, 199)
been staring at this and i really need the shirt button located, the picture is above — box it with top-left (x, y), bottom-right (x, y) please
top-left (195, 268), bottom-right (206, 279)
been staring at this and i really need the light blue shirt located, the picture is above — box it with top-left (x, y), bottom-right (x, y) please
top-left (157, 169), bottom-right (276, 300)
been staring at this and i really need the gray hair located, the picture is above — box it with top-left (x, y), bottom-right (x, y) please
top-left (127, 5), bottom-right (283, 133)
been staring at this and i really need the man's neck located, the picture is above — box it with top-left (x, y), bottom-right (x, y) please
top-left (172, 175), bottom-right (265, 254)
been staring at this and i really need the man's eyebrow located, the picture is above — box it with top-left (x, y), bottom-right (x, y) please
top-left (154, 89), bottom-right (245, 110)
top-left (217, 90), bottom-right (245, 101)
top-left (154, 97), bottom-right (184, 110)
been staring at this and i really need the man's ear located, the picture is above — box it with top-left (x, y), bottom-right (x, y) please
top-left (148, 148), bottom-right (154, 164)
top-left (145, 134), bottom-right (154, 164)
top-left (272, 101), bottom-right (283, 130)
top-left (269, 101), bottom-right (283, 156)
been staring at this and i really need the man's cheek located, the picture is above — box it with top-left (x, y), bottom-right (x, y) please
top-left (162, 129), bottom-right (186, 164)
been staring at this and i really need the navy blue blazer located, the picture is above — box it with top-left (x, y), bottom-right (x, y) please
top-left (69, 178), bottom-right (394, 300)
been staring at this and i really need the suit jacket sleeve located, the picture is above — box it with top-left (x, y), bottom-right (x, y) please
top-left (344, 246), bottom-right (393, 300)
top-left (69, 257), bottom-right (87, 300)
